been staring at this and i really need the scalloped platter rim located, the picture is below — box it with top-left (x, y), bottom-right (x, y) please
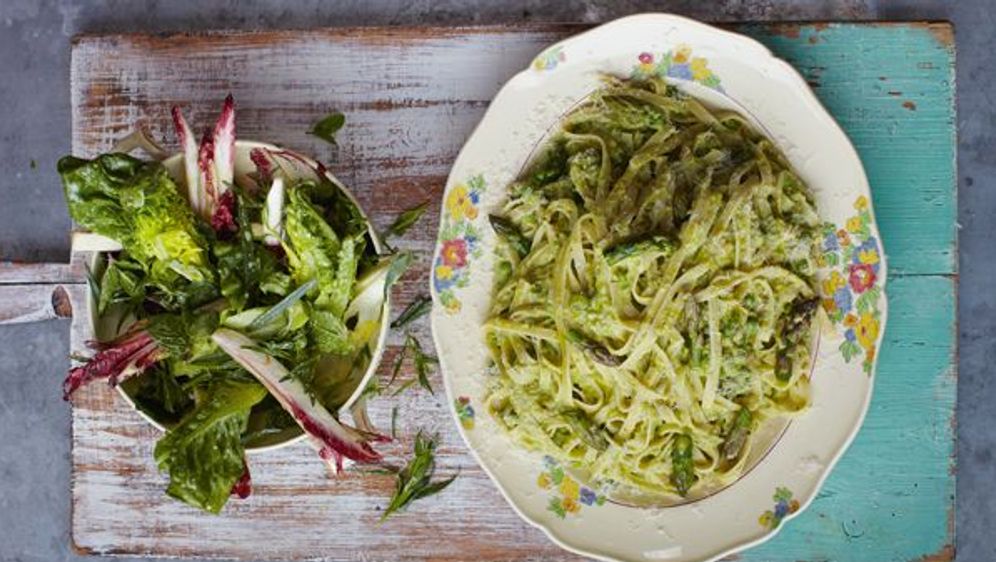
top-left (430, 14), bottom-right (886, 562)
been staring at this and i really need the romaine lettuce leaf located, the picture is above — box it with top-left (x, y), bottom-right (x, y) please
top-left (284, 187), bottom-right (340, 302)
top-left (153, 380), bottom-right (266, 513)
top-left (59, 154), bottom-right (216, 304)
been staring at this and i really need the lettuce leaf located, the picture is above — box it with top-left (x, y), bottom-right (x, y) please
top-left (284, 188), bottom-right (340, 301)
top-left (96, 256), bottom-right (146, 315)
top-left (59, 154), bottom-right (216, 307)
top-left (153, 380), bottom-right (266, 513)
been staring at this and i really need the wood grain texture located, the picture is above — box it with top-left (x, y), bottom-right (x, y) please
top-left (0, 253), bottom-right (86, 284)
top-left (65, 22), bottom-right (956, 561)
top-left (0, 284), bottom-right (75, 325)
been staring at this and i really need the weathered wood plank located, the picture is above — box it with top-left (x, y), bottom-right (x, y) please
top-left (740, 275), bottom-right (956, 562)
top-left (0, 284), bottom-right (75, 325)
top-left (0, 253), bottom-right (86, 284)
top-left (66, 22), bottom-right (956, 562)
top-left (743, 22), bottom-right (957, 277)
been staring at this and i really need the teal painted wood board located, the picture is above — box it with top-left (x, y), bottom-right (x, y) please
top-left (32, 21), bottom-right (954, 562)
top-left (734, 23), bottom-right (957, 562)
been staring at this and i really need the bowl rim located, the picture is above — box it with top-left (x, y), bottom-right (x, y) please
top-left (81, 139), bottom-right (391, 454)
top-left (432, 12), bottom-right (886, 562)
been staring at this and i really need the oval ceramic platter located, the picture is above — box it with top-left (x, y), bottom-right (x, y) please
top-left (430, 14), bottom-right (886, 562)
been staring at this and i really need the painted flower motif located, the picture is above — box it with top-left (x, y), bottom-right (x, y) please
top-left (538, 458), bottom-right (607, 518)
top-left (560, 476), bottom-right (580, 501)
top-left (669, 64), bottom-right (693, 80)
top-left (446, 184), bottom-right (479, 222)
top-left (820, 195), bottom-right (884, 374)
top-left (690, 57), bottom-right (711, 81)
top-left (848, 263), bottom-right (877, 293)
top-left (562, 497), bottom-right (581, 514)
top-left (858, 247), bottom-right (880, 266)
top-left (630, 46), bottom-right (723, 90)
top-left (579, 487), bottom-right (598, 506)
top-left (455, 396), bottom-right (475, 430)
top-left (833, 287), bottom-right (852, 314)
top-left (440, 239), bottom-right (468, 268)
top-left (434, 174), bottom-right (486, 315)
top-left (822, 270), bottom-right (846, 296)
top-left (846, 216), bottom-right (863, 233)
top-left (759, 487), bottom-right (800, 530)
top-left (532, 46), bottom-right (566, 71)
top-left (856, 313), bottom-right (879, 350)
top-left (537, 472), bottom-right (552, 489)
top-left (823, 231), bottom-right (839, 252)
top-left (435, 264), bottom-right (454, 281)
top-left (673, 46), bottom-right (691, 63)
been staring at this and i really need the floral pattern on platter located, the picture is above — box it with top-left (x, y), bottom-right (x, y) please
top-left (818, 195), bottom-right (883, 375)
top-left (532, 46), bottom-right (566, 71)
top-left (434, 174), bottom-right (486, 314)
top-left (537, 456), bottom-right (607, 518)
top-left (758, 486), bottom-right (801, 529)
top-left (454, 396), bottom-right (475, 430)
top-left (630, 45), bottom-right (723, 91)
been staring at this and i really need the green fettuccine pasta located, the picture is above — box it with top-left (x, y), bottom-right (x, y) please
top-left (485, 76), bottom-right (821, 498)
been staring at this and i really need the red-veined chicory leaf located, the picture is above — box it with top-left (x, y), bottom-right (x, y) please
top-left (63, 325), bottom-right (163, 400)
top-left (212, 94), bottom-right (236, 191)
top-left (249, 147), bottom-right (273, 184)
top-left (171, 106), bottom-right (204, 216)
top-left (231, 460), bottom-right (252, 499)
top-left (211, 328), bottom-right (388, 474)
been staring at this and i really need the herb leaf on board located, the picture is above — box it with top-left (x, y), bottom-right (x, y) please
top-left (385, 201), bottom-right (430, 239)
top-left (308, 112), bottom-right (346, 145)
top-left (391, 295), bottom-right (432, 329)
top-left (380, 431), bottom-right (457, 521)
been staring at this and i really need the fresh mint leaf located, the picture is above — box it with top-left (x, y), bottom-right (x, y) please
top-left (309, 112), bottom-right (346, 145)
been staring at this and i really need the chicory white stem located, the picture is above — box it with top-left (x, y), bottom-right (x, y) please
top-left (171, 106), bottom-right (204, 216)
top-left (212, 94), bottom-right (236, 192)
top-left (263, 176), bottom-right (285, 246)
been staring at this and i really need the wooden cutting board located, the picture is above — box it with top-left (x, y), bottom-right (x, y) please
top-left (0, 22), bottom-right (956, 562)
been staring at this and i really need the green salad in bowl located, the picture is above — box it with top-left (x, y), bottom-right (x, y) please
top-left (60, 97), bottom-right (399, 513)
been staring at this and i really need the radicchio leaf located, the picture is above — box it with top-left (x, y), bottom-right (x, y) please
top-left (63, 327), bottom-right (162, 400)
top-left (212, 94), bottom-right (236, 191)
top-left (211, 328), bottom-right (388, 474)
top-left (211, 189), bottom-right (238, 235)
top-left (171, 106), bottom-right (203, 215)
top-left (231, 461), bottom-right (252, 499)
top-left (249, 147), bottom-right (274, 184)
top-left (197, 128), bottom-right (218, 221)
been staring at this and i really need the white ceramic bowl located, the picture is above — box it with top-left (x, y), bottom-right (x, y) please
top-left (431, 14), bottom-right (886, 562)
top-left (84, 140), bottom-right (390, 453)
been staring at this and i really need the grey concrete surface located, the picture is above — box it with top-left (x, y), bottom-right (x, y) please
top-left (0, 1), bottom-right (988, 561)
